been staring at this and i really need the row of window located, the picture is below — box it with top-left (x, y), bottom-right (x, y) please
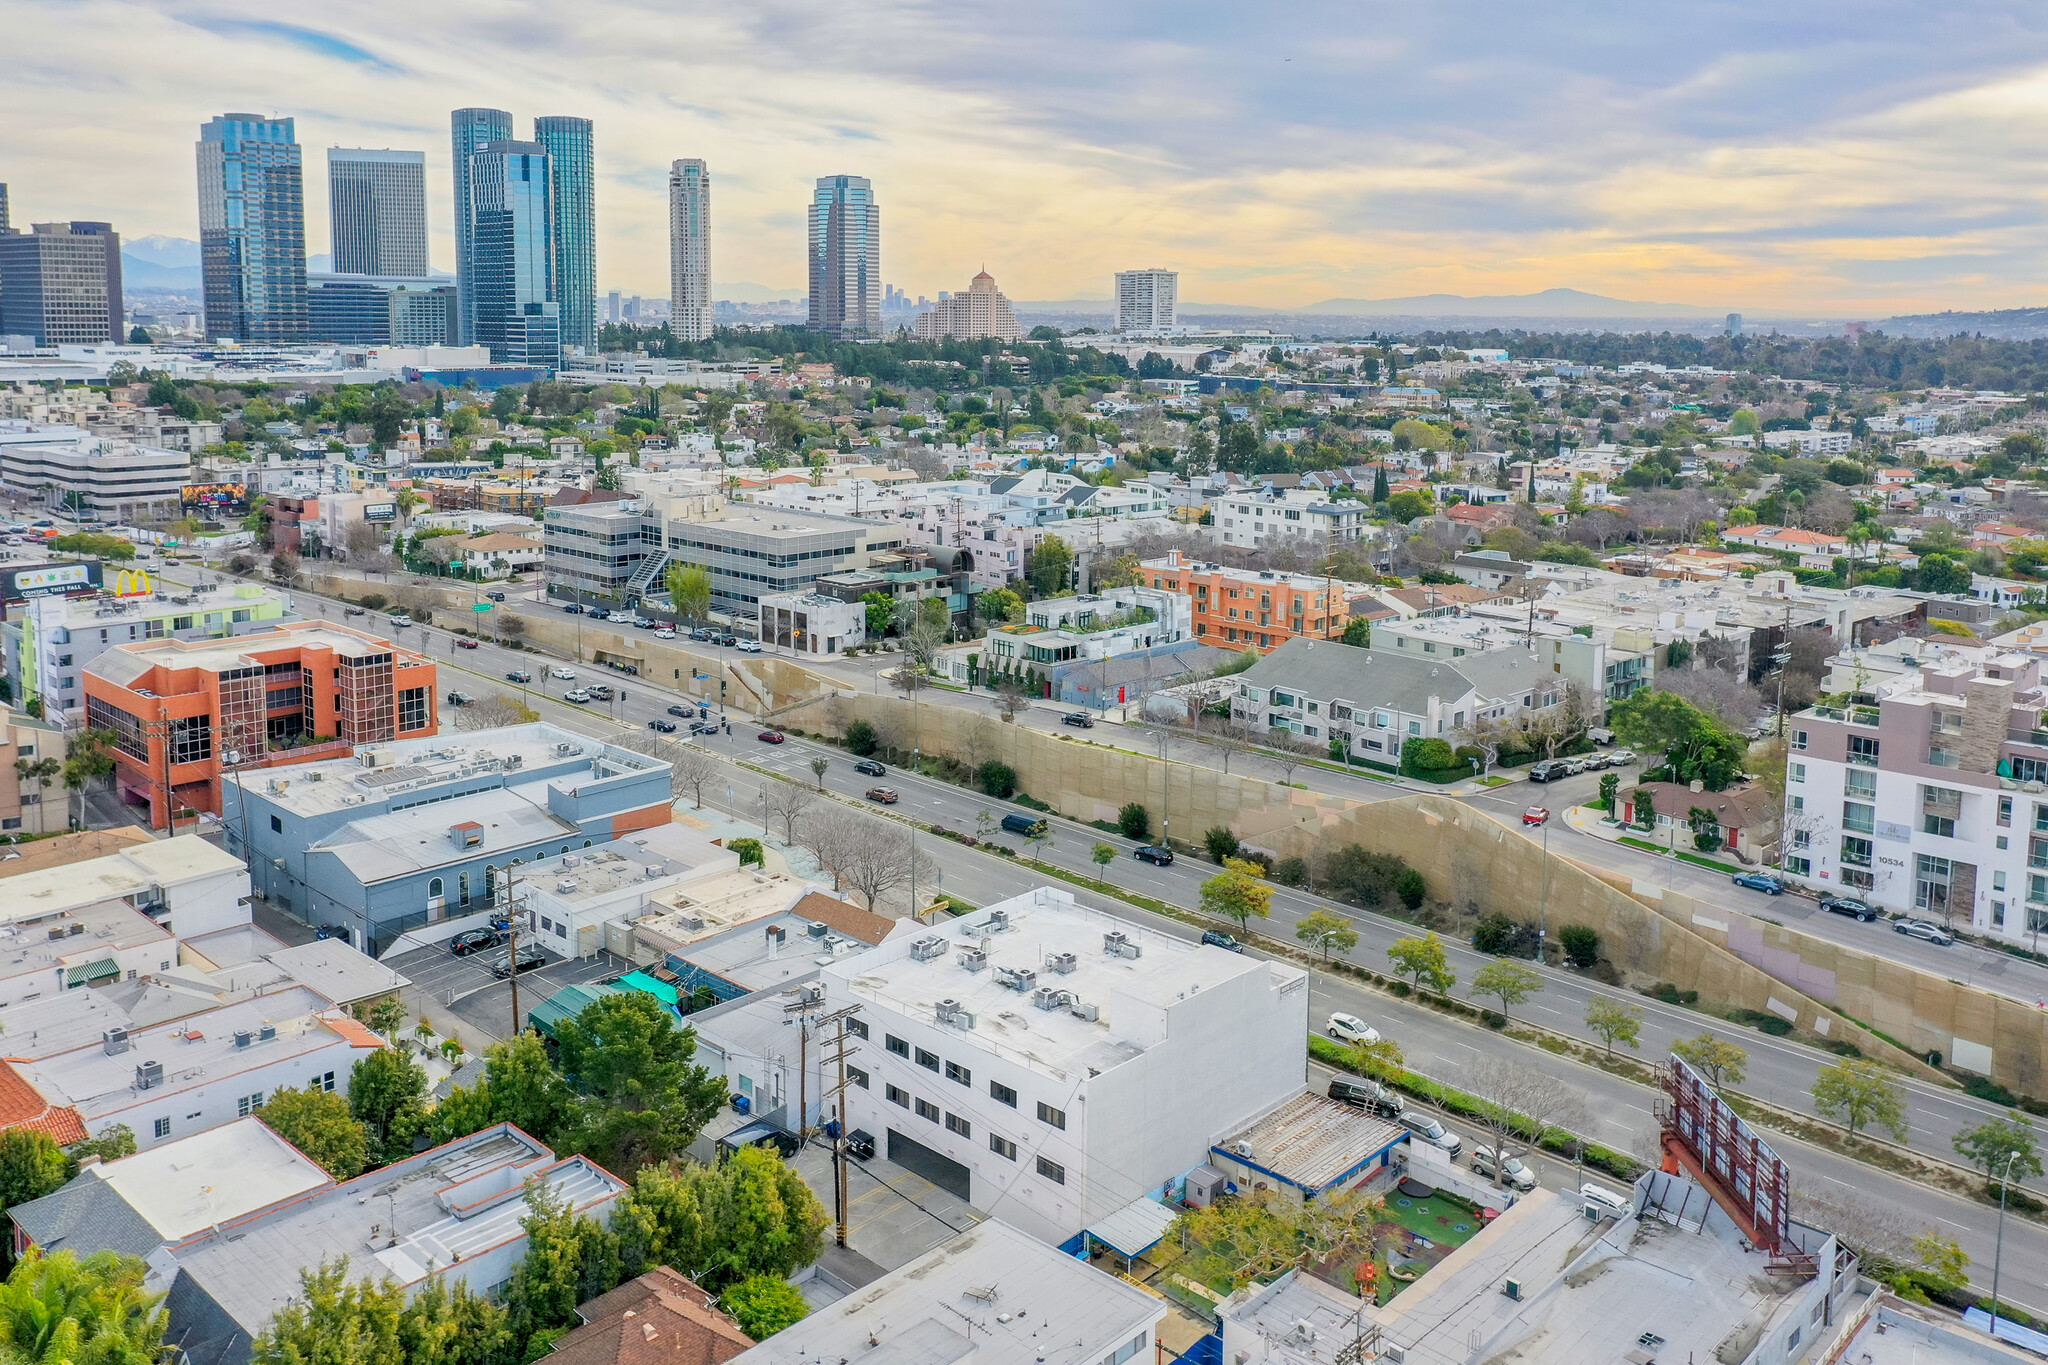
top-left (881, 1084), bottom-right (1063, 1183)
top-left (876, 1032), bottom-right (1062, 1124)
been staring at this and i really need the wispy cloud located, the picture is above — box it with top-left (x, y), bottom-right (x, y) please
top-left (180, 16), bottom-right (406, 73)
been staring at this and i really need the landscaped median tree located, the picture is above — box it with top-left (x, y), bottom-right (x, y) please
top-left (1810, 1058), bottom-right (1909, 1142)
top-left (1470, 959), bottom-right (1543, 1022)
top-left (1386, 932), bottom-right (1455, 995)
top-left (1952, 1111), bottom-right (2044, 1195)
top-left (1295, 909), bottom-right (1358, 963)
top-left (1091, 842), bottom-right (1118, 885)
top-left (1200, 857), bottom-right (1273, 935)
top-left (1672, 1032), bottom-right (1748, 1092)
top-left (1584, 997), bottom-right (1643, 1059)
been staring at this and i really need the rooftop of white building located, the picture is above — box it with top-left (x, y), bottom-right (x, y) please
top-left (0, 835), bottom-right (244, 924)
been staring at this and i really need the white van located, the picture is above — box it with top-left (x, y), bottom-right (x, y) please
top-left (1580, 1182), bottom-right (1632, 1220)
top-left (1398, 1111), bottom-right (1463, 1159)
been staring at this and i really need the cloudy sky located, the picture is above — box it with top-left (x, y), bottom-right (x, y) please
top-left (9, 0), bottom-right (2048, 313)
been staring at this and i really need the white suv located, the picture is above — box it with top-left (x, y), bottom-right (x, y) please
top-left (549, 666), bottom-right (577, 680)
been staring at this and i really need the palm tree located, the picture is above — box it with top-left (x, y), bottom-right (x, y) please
top-left (393, 488), bottom-right (425, 531)
top-left (0, 1248), bottom-right (169, 1365)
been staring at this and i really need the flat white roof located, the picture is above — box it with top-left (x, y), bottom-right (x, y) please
top-left (91, 1115), bottom-right (332, 1239)
top-left (0, 836), bottom-right (244, 922)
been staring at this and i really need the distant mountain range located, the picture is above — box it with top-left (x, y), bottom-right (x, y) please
top-left (1296, 286), bottom-right (1727, 318)
top-left (122, 235), bottom-right (200, 290)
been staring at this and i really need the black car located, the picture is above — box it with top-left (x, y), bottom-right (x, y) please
top-left (1528, 759), bottom-right (1570, 782)
top-left (853, 759), bottom-right (887, 777)
top-left (1328, 1077), bottom-right (1403, 1118)
top-left (649, 718), bottom-right (677, 733)
top-left (845, 1128), bottom-right (875, 1160)
top-left (667, 704), bottom-right (693, 717)
top-left (1061, 711), bottom-right (1094, 728)
top-left (689, 720), bottom-right (718, 735)
top-left (1820, 895), bottom-right (1879, 922)
top-left (563, 603), bottom-right (584, 614)
top-left (449, 928), bottom-right (502, 956)
top-left (1134, 844), bottom-right (1174, 866)
top-left (489, 943), bottom-right (547, 977)
top-left (505, 669), bottom-right (533, 683)
top-left (1201, 929), bottom-right (1241, 952)
top-left (486, 591), bottom-right (506, 602)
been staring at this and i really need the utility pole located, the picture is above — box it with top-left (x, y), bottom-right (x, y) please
top-left (506, 868), bottom-right (523, 1036)
top-left (810, 1003), bottom-right (866, 1247)
top-left (1772, 602), bottom-right (1793, 739)
top-left (1992, 1148), bottom-right (2021, 1338)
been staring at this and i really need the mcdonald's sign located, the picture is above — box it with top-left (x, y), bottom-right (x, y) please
top-left (111, 568), bottom-right (153, 598)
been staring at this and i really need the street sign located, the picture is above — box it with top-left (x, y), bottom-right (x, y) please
top-left (473, 602), bottom-right (492, 612)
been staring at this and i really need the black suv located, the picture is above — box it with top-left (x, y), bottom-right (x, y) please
top-left (1820, 895), bottom-right (1879, 922)
top-left (1528, 759), bottom-right (1570, 782)
top-left (449, 928), bottom-right (501, 955)
top-left (854, 759), bottom-right (887, 777)
top-left (1061, 711), bottom-right (1094, 728)
top-left (1328, 1077), bottom-right (1403, 1118)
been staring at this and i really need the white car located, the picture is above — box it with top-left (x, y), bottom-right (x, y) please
top-left (607, 611), bottom-right (633, 624)
top-left (654, 629), bottom-right (676, 640)
top-left (1471, 1145), bottom-right (1538, 1191)
top-left (1326, 1012), bottom-right (1381, 1045)
top-left (549, 666), bottom-right (577, 680)
top-left (735, 639), bottom-right (762, 653)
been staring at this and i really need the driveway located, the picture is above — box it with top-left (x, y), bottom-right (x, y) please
top-left (388, 942), bottom-right (633, 1046)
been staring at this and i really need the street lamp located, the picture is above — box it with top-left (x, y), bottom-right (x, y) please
top-left (1991, 1148), bottom-right (2022, 1339)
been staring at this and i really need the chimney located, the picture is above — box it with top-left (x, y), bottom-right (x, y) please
top-left (765, 924), bottom-right (785, 959)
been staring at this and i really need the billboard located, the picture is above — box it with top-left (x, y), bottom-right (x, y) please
top-left (363, 503), bottom-right (397, 522)
top-left (1658, 1054), bottom-right (1795, 1255)
top-left (1, 561), bottom-right (101, 603)
top-left (181, 483), bottom-right (248, 514)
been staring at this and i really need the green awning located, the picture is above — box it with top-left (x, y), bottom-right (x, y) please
top-left (617, 970), bottom-right (680, 1008)
top-left (527, 982), bottom-right (620, 1040)
top-left (65, 959), bottom-right (119, 987)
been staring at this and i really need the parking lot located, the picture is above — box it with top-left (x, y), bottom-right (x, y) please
top-left (389, 941), bottom-right (633, 1046)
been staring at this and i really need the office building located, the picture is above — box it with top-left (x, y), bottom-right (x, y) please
top-left (1114, 268), bottom-right (1177, 332)
top-left (807, 175), bottom-right (879, 338)
top-left (0, 183), bottom-right (9, 234)
top-left (306, 274), bottom-right (456, 346)
top-left (468, 141), bottom-right (558, 367)
top-left (912, 269), bottom-right (1020, 342)
top-left (196, 114), bottom-right (309, 342)
top-left (534, 116), bottom-right (595, 353)
top-left (0, 424), bottom-right (190, 523)
top-left (325, 148), bottom-right (428, 277)
top-left (1141, 550), bottom-right (1350, 653)
top-left (820, 889), bottom-right (1308, 1245)
top-left (450, 107), bottom-right (514, 345)
top-left (1726, 311), bottom-right (1743, 336)
top-left (82, 620), bottom-right (438, 828)
top-left (0, 222), bottom-right (123, 344)
top-left (668, 158), bottom-right (710, 342)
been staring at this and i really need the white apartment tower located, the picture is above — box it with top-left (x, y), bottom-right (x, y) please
top-left (668, 158), bottom-right (711, 342)
top-left (1115, 268), bottom-right (1178, 333)
top-left (911, 269), bottom-right (1021, 342)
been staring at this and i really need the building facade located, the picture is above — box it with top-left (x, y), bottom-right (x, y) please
top-left (807, 175), bottom-right (879, 338)
top-left (450, 107), bottom-right (514, 346)
top-left (0, 426), bottom-right (190, 522)
top-left (533, 116), bottom-right (595, 354)
top-left (758, 590), bottom-right (865, 656)
top-left (1140, 550), bottom-right (1349, 654)
top-left (325, 148), bottom-right (428, 277)
top-left (1212, 487), bottom-right (1372, 553)
top-left (912, 270), bottom-right (1020, 341)
top-left (668, 159), bottom-right (711, 343)
top-left (469, 141), bottom-right (558, 367)
top-left (1114, 268), bottom-right (1177, 332)
top-left (307, 275), bottom-right (455, 346)
top-left (0, 222), bottom-right (123, 344)
top-left (196, 114), bottom-right (308, 343)
top-left (961, 586), bottom-right (1191, 687)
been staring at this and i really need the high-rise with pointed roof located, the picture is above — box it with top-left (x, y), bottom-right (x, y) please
top-left (912, 269), bottom-right (1020, 341)
top-left (668, 159), bottom-right (711, 342)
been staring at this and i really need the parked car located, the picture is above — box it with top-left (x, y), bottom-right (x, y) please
top-left (1135, 844), bottom-right (1174, 866)
top-left (505, 669), bottom-right (532, 683)
top-left (563, 688), bottom-right (592, 703)
top-left (1471, 1145), bottom-right (1538, 1192)
top-left (1607, 749), bottom-right (1637, 766)
top-left (690, 628), bottom-right (714, 642)
top-left (865, 787), bottom-right (899, 804)
top-left (1895, 918), bottom-right (1955, 945)
top-left (1559, 758), bottom-right (1587, 776)
top-left (549, 666), bottom-right (577, 680)
top-left (446, 690), bottom-right (473, 706)
top-left (1061, 711), bottom-right (1094, 728)
top-left (689, 721), bottom-right (719, 736)
top-left (1820, 895), bottom-right (1879, 922)
top-left (714, 634), bottom-right (738, 647)
top-left (449, 928), bottom-right (501, 956)
top-left (1000, 812), bottom-right (1047, 836)
top-left (632, 617), bottom-right (655, 629)
top-left (1328, 1077), bottom-right (1403, 1118)
top-left (1201, 929), bottom-right (1240, 952)
top-left (344, 605), bottom-right (366, 616)
top-left (667, 704), bottom-right (694, 717)
top-left (1577, 752), bottom-right (1609, 771)
top-left (1528, 760), bottom-right (1569, 782)
top-left (1730, 871), bottom-right (1784, 895)
top-left (844, 1128), bottom-right (876, 1161)
top-left (735, 639), bottom-right (762, 653)
top-left (563, 603), bottom-right (585, 615)
top-left (489, 943), bottom-right (548, 977)
top-left (853, 759), bottom-right (887, 777)
top-left (1523, 806), bottom-right (1550, 826)
top-left (606, 612), bottom-right (632, 624)
top-left (655, 629), bottom-right (677, 640)
top-left (649, 719), bottom-right (677, 733)
top-left (486, 591), bottom-right (506, 602)
top-left (757, 730), bottom-right (786, 744)
top-left (585, 683), bottom-right (613, 701)
top-left (1398, 1111), bottom-right (1463, 1158)
top-left (454, 637), bottom-right (479, 649)
top-left (1326, 1012), bottom-right (1381, 1045)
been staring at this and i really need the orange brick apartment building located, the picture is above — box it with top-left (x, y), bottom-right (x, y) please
top-left (1139, 550), bottom-right (1350, 654)
top-left (83, 621), bottom-right (437, 827)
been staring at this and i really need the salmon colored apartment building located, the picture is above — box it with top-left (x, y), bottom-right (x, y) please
top-left (82, 621), bottom-right (437, 827)
top-left (1139, 549), bottom-right (1349, 654)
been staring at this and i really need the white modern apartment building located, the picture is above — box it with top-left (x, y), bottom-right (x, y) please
top-left (822, 889), bottom-right (1308, 1244)
top-left (668, 159), bottom-right (711, 342)
top-left (945, 584), bottom-right (1192, 684)
top-left (1782, 632), bottom-right (2048, 951)
top-left (0, 424), bottom-right (191, 522)
top-left (1213, 487), bottom-right (1372, 552)
top-left (1114, 269), bottom-right (1178, 333)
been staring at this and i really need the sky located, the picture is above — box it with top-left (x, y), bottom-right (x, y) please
top-left (10, 0), bottom-right (2048, 315)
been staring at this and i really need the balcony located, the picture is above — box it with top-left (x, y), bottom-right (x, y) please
top-left (1809, 705), bottom-right (1881, 727)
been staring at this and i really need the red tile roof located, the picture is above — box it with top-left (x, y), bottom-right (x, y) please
top-left (321, 1013), bottom-right (391, 1049)
top-left (0, 1059), bottom-right (87, 1145)
top-left (549, 1269), bottom-right (754, 1365)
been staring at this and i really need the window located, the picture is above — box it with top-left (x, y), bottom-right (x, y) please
top-left (990, 1134), bottom-right (1017, 1160)
top-left (1924, 813), bottom-right (1956, 837)
top-left (846, 1018), bottom-right (868, 1039)
top-left (398, 687), bottom-right (430, 731)
top-left (1037, 1101), bottom-right (1066, 1130)
top-left (236, 1092), bottom-right (265, 1116)
top-left (1842, 802), bottom-right (1875, 835)
top-left (154, 1117), bottom-right (170, 1139)
top-left (945, 1112), bottom-right (971, 1138)
top-left (429, 877), bottom-right (445, 904)
top-left (1844, 769), bottom-right (1876, 799)
top-left (914, 1098), bottom-right (940, 1122)
top-left (1036, 1156), bottom-right (1066, 1184)
top-left (169, 715), bottom-right (212, 765)
top-left (886, 1084), bottom-right (909, 1108)
top-left (990, 1080), bottom-right (1017, 1107)
top-left (847, 1066), bottom-right (869, 1089)
top-left (886, 1034), bottom-right (908, 1057)
top-left (915, 1047), bottom-right (940, 1072)
top-left (1788, 763), bottom-right (1806, 784)
top-left (945, 1060), bottom-right (971, 1086)
top-left (313, 1071), bottom-right (335, 1092)
top-left (1840, 835), bottom-right (1873, 868)
top-left (1100, 1337), bottom-right (1146, 1365)
top-left (1915, 854), bottom-right (1954, 915)
top-left (1791, 728), bottom-right (1807, 752)
top-left (2001, 797), bottom-right (2014, 827)
top-left (270, 814), bottom-right (283, 833)
top-left (1785, 856), bottom-right (1812, 877)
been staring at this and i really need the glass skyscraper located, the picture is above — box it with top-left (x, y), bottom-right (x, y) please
top-left (327, 148), bottom-right (428, 277)
top-left (468, 141), bottom-right (558, 368)
top-left (668, 159), bottom-right (710, 342)
top-left (808, 175), bottom-right (879, 338)
top-left (533, 116), bottom-right (594, 354)
top-left (196, 114), bottom-right (308, 342)
top-left (450, 108), bottom-right (512, 345)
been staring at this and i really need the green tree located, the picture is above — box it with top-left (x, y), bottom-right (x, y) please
top-left (1584, 997), bottom-right (1643, 1058)
top-left (1028, 534), bottom-right (1074, 596)
top-left (66, 1127), bottom-right (135, 1167)
top-left (250, 1259), bottom-right (404, 1365)
top-left (259, 1087), bottom-right (370, 1179)
top-left (1559, 924), bottom-right (1600, 970)
top-left (976, 588), bottom-right (1024, 626)
top-left (363, 996), bottom-right (408, 1038)
top-left (1385, 489), bottom-right (1433, 522)
top-left (1295, 909), bottom-right (1358, 962)
top-left (1672, 1032), bottom-right (1748, 1091)
top-left (1394, 866), bottom-right (1427, 910)
top-left (1399, 736), bottom-right (1457, 777)
top-left (1811, 1059), bottom-right (1909, 1141)
top-left (860, 592), bottom-right (895, 636)
top-left (1597, 771), bottom-right (1620, 811)
top-left (1116, 802), bottom-right (1151, 841)
top-left (612, 1146), bottom-right (826, 1291)
top-left (1915, 552), bottom-right (1972, 595)
top-left (1912, 1232), bottom-right (1970, 1291)
top-left (398, 1275), bottom-right (512, 1365)
top-left (719, 1274), bottom-right (809, 1339)
top-left (1609, 691), bottom-right (1748, 790)
top-left (1386, 932), bottom-right (1455, 994)
top-left (1687, 806), bottom-right (1723, 852)
top-left (1341, 617), bottom-right (1371, 647)
top-left (365, 387), bottom-right (413, 449)
top-left (666, 563), bottom-right (713, 622)
top-left (1203, 825), bottom-right (1241, 863)
top-left (844, 720), bottom-right (879, 756)
top-left (554, 992), bottom-right (728, 1174)
top-left (0, 1248), bottom-right (168, 1365)
top-left (0, 1130), bottom-right (70, 1228)
top-left (1091, 841), bottom-right (1118, 884)
top-left (730, 837), bottom-right (764, 869)
top-left (347, 1047), bottom-right (428, 1163)
top-left (1470, 959), bottom-right (1543, 1020)
top-left (503, 1182), bottom-right (621, 1348)
top-left (1200, 858), bottom-right (1272, 933)
top-left (1952, 1111), bottom-right (2044, 1191)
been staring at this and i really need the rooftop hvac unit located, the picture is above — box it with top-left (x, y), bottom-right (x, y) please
top-left (234, 1029), bottom-right (253, 1048)
top-left (305, 771), bottom-right (323, 783)
top-left (675, 913), bottom-right (705, 932)
top-left (1502, 1279), bottom-right (1522, 1301)
top-left (1003, 967), bottom-right (1038, 992)
top-left (807, 921), bottom-right (830, 939)
top-left (1104, 931), bottom-right (1141, 960)
top-left (259, 1023), bottom-right (276, 1042)
top-left (561, 855), bottom-right (581, 869)
top-left (557, 879), bottom-right (579, 893)
top-left (1044, 952), bottom-right (1077, 974)
top-left (1031, 986), bottom-right (1071, 1012)
top-left (957, 948), bottom-right (987, 972)
top-left (1227, 1140), bottom-right (1253, 1158)
top-left (68, 924), bottom-right (83, 936)
top-left (1069, 1000), bottom-right (1099, 1022)
top-left (504, 754), bottom-right (524, 770)
top-left (102, 1028), bottom-right (130, 1056)
top-left (986, 908), bottom-right (1011, 932)
top-left (1382, 1348), bottom-right (1406, 1365)
top-left (135, 1060), bottom-right (163, 1091)
top-left (555, 742), bottom-right (579, 756)
top-left (935, 999), bottom-right (976, 1029)
top-left (908, 935), bottom-right (948, 962)
top-left (643, 865), bottom-right (663, 879)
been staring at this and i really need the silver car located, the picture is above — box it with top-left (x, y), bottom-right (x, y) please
top-left (1894, 919), bottom-right (1955, 946)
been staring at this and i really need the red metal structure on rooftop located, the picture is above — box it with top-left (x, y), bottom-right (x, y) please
top-left (1656, 1054), bottom-right (1816, 1279)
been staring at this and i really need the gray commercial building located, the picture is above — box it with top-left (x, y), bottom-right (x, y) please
top-left (196, 114), bottom-right (309, 343)
top-left (807, 174), bottom-right (879, 338)
top-left (307, 274), bottom-right (455, 345)
top-left (0, 221), bottom-right (123, 344)
top-left (533, 116), bottom-right (594, 354)
top-left (325, 148), bottom-right (428, 277)
top-left (449, 107), bottom-right (513, 346)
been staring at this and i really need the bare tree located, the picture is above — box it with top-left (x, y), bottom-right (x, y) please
top-left (1659, 667), bottom-right (1763, 731)
top-left (344, 522), bottom-right (384, 559)
top-left (991, 676), bottom-right (1031, 722)
top-left (1268, 732), bottom-right (1321, 786)
top-left (761, 781), bottom-right (815, 847)
top-left (450, 694), bottom-right (540, 731)
top-left (837, 822), bottom-right (939, 913)
top-left (1209, 718), bottom-right (1256, 776)
top-left (801, 806), bottom-right (866, 894)
top-left (1459, 1057), bottom-right (1591, 1183)
top-left (960, 716), bottom-right (1003, 774)
top-left (671, 744), bottom-right (719, 809)
top-left (1792, 1182), bottom-right (1919, 1274)
top-left (899, 614), bottom-right (946, 672)
top-left (1567, 507), bottom-right (1630, 551)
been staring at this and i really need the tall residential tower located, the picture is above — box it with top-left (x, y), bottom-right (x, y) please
top-left (450, 108), bottom-right (513, 344)
top-left (533, 116), bottom-right (594, 353)
top-left (1114, 269), bottom-right (1177, 333)
top-left (668, 159), bottom-right (710, 342)
top-left (807, 175), bottom-right (879, 338)
top-left (467, 141), bottom-right (558, 368)
top-left (196, 114), bottom-right (308, 342)
top-left (326, 148), bottom-right (428, 277)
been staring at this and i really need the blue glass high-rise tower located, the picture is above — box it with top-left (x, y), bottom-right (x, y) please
top-left (808, 175), bottom-right (879, 338)
top-left (468, 141), bottom-right (558, 368)
top-left (196, 114), bottom-right (309, 342)
top-left (533, 116), bottom-right (594, 354)
top-left (451, 108), bottom-right (513, 345)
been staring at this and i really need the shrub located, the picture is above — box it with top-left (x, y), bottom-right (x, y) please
top-left (1730, 1008), bottom-right (1794, 1036)
top-left (1559, 924), bottom-right (1600, 970)
top-left (1480, 1010), bottom-right (1508, 1030)
top-left (1399, 736), bottom-right (1459, 778)
top-left (1272, 857), bottom-right (1308, 887)
top-left (845, 720), bottom-right (879, 756)
top-left (977, 760), bottom-right (1016, 798)
top-left (1014, 792), bottom-right (1051, 812)
top-left (1203, 825), bottom-right (1241, 864)
top-left (730, 837), bottom-right (764, 869)
top-left (1647, 982), bottom-right (1699, 1007)
top-left (1394, 867), bottom-right (1427, 910)
top-left (1472, 913), bottom-right (1519, 955)
top-left (1117, 802), bottom-right (1151, 841)
top-left (357, 592), bottom-right (388, 611)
